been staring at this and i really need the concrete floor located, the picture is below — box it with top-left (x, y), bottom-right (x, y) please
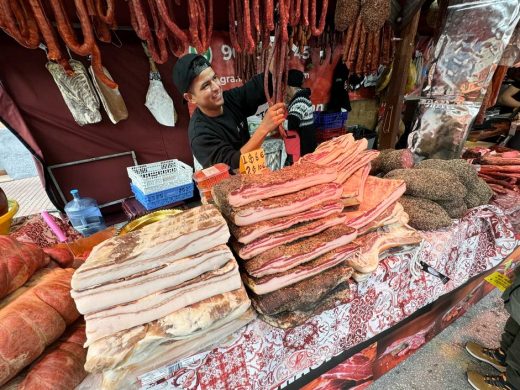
top-left (369, 289), bottom-right (508, 390)
top-left (0, 176), bottom-right (56, 217)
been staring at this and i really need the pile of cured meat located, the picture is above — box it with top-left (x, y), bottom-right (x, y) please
top-left (212, 134), bottom-right (420, 327)
top-left (70, 205), bottom-right (255, 390)
top-left (463, 147), bottom-right (520, 196)
top-left (301, 135), bottom-right (422, 282)
top-left (0, 236), bottom-right (86, 389)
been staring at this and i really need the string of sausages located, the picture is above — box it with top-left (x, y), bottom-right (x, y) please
top-left (339, 0), bottom-right (393, 76)
top-left (0, 0), bottom-right (116, 87)
top-left (227, 0), bottom-right (329, 105)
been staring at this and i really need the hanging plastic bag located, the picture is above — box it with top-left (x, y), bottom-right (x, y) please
top-left (46, 60), bottom-right (101, 126)
top-left (143, 44), bottom-right (176, 127)
top-left (428, 0), bottom-right (520, 100)
top-left (88, 65), bottom-right (128, 124)
top-left (408, 98), bottom-right (480, 161)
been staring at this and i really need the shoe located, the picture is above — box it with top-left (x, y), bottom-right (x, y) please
top-left (467, 371), bottom-right (514, 390)
top-left (466, 342), bottom-right (507, 372)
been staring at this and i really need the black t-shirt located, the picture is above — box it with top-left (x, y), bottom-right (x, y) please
top-left (188, 74), bottom-right (268, 169)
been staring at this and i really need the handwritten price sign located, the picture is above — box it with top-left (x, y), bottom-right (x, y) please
top-left (239, 148), bottom-right (266, 175)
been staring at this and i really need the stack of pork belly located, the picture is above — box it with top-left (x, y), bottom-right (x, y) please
top-left (301, 134), bottom-right (422, 281)
top-left (70, 205), bottom-right (255, 389)
top-left (212, 162), bottom-right (359, 329)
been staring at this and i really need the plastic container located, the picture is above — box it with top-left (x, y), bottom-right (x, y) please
top-left (64, 189), bottom-right (106, 237)
top-left (0, 200), bottom-right (19, 235)
top-left (313, 111), bottom-right (348, 130)
top-left (193, 163), bottom-right (230, 190)
top-left (131, 182), bottom-right (194, 210)
top-left (127, 159), bottom-right (193, 195)
top-left (316, 127), bottom-right (348, 144)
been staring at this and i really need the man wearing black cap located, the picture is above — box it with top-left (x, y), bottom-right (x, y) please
top-left (285, 69), bottom-right (317, 156)
top-left (172, 53), bottom-right (286, 169)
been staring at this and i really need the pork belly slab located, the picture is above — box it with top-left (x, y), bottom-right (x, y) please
top-left (72, 205), bottom-right (229, 291)
top-left (218, 182), bottom-right (343, 226)
top-left (84, 260), bottom-right (241, 345)
top-left (251, 261), bottom-right (353, 316)
top-left (244, 225), bottom-right (357, 277)
top-left (229, 200), bottom-right (345, 244)
top-left (235, 214), bottom-right (347, 260)
top-left (72, 245), bottom-right (234, 315)
top-left (212, 162), bottom-right (338, 207)
top-left (85, 288), bottom-right (250, 373)
top-left (243, 243), bottom-right (357, 294)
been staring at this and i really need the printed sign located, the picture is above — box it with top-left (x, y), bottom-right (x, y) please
top-left (239, 148), bottom-right (266, 175)
top-left (484, 272), bottom-right (512, 292)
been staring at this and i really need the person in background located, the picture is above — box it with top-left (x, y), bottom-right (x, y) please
top-left (466, 266), bottom-right (520, 390)
top-left (172, 54), bottom-right (286, 169)
top-left (497, 67), bottom-right (520, 113)
top-left (285, 69), bottom-right (317, 156)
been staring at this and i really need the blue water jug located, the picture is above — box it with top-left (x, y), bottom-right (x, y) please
top-left (64, 189), bottom-right (106, 237)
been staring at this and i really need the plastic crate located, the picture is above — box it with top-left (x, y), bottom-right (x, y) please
top-left (193, 163), bottom-right (230, 191)
top-left (316, 127), bottom-right (348, 144)
top-left (127, 159), bottom-right (193, 195)
top-left (131, 182), bottom-right (194, 210)
top-left (313, 111), bottom-right (348, 130)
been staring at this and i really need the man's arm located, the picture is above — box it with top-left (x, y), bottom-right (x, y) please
top-left (498, 85), bottom-right (520, 109)
top-left (240, 103), bottom-right (286, 154)
top-left (227, 73), bottom-right (273, 116)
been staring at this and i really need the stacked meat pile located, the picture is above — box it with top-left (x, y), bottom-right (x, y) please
top-left (299, 134), bottom-right (381, 207)
top-left (212, 162), bottom-right (359, 329)
top-left (463, 147), bottom-right (520, 195)
top-left (384, 159), bottom-right (493, 230)
top-left (70, 205), bottom-right (254, 390)
top-left (299, 135), bottom-right (420, 282)
top-left (0, 236), bottom-right (86, 389)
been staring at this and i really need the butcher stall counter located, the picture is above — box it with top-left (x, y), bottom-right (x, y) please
top-left (79, 195), bottom-right (520, 390)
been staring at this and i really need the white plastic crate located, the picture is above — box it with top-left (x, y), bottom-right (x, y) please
top-left (127, 159), bottom-right (193, 195)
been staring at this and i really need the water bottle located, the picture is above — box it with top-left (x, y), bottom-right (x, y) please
top-left (64, 189), bottom-right (106, 237)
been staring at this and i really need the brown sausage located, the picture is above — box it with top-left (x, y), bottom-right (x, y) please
top-left (371, 28), bottom-right (380, 73)
top-left (156, 0), bottom-right (189, 46)
top-left (347, 17), bottom-right (362, 70)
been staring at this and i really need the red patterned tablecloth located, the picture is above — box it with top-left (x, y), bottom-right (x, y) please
top-left (146, 203), bottom-right (517, 390)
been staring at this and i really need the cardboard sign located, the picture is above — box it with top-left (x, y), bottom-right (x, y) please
top-left (484, 272), bottom-right (512, 292)
top-left (239, 148), bottom-right (266, 175)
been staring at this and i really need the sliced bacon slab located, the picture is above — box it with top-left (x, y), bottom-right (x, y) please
top-left (84, 260), bottom-right (241, 345)
top-left (212, 162), bottom-right (337, 208)
top-left (342, 163), bottom-right (371, 205)
top-left (244, 225), bottom-right (357, 277)
top-left (229, 200), bottom-right (345, 244)
top-left (251, 262), bottom-right (353, 316)
top-left (243, 243), bottom-right (357, 294)
top-left (357, 202), bottom-right (409, 235)
top-left (343, 176), bottom-right (406, 230)
top-left (219, 183), bottom-right (343, 226)
top-left (335, 150), bottom-right (380, 184)
top-left (235, 214), bottom-right (347, 259)
top-left (72, 205), bottom-right (229, 291)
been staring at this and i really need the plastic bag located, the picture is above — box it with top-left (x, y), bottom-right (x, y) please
top-left (408, 98), bottom-right (481, 160)
top-left (145, 72), bottom-right (177, 127)
top-left (428, 0), bottom-right (520, 100)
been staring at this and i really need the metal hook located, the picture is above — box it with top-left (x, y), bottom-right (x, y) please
top-left (66, 46), bottom-right (74, 60)
top-left (38, 43), bottom-right (48, 55)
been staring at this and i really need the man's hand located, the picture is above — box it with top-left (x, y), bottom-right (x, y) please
top-left (259, 103), bottom-right (286, 137)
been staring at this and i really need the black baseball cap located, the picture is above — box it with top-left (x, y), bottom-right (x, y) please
top-left (172, 54), bottom-right (211, 94)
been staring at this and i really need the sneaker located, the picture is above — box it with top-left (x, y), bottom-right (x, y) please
top-left (466, 342), bottom-right (507, 372)
top-left (467, 371), bottom-right (514, 390)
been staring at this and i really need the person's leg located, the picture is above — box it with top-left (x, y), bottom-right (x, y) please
top-left (504, 288), bottom-right (520, 389)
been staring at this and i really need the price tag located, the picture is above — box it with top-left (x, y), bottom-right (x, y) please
top-left (239, 148), bottom-right (266, 175)
top-left (485, 272), bottom-right (512, 292)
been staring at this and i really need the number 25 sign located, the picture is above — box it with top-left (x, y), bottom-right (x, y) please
top-left (239, 148), bottom-right (266, 175)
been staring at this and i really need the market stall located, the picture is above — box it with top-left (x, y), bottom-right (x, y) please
top-left (1, 0), bottom-right (520, 389)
